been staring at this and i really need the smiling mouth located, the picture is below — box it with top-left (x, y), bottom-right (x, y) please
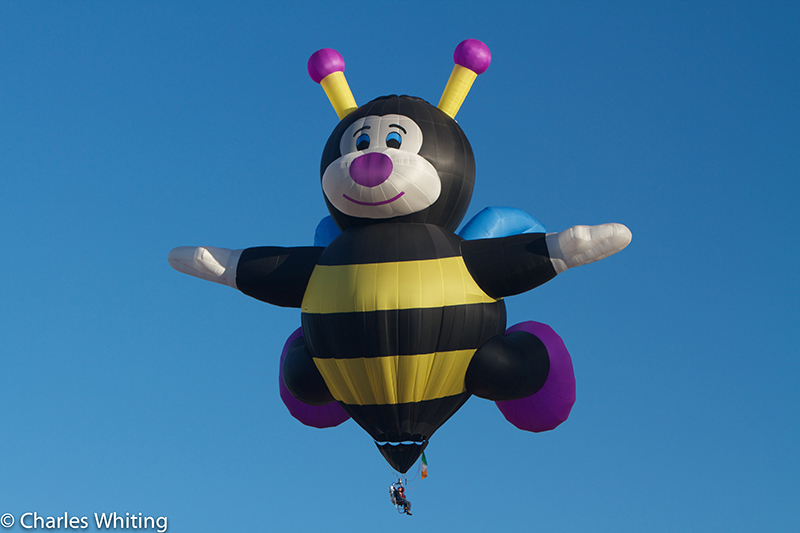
top-left (342, 192), bottom-right (405, 206)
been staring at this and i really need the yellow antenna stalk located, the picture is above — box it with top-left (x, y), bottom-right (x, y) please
top-left (308, 48), bottom-right (358, 120)
top-left (437, 39), bottom-right (491, 119)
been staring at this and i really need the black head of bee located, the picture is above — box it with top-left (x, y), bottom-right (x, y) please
top-left (319, 95), bottom-right (475, 233)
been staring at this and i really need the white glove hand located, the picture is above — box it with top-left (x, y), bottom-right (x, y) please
top-left (168, 246), bottom-right (242, 288)
top-left (546, 223), bottom-right (632, 274)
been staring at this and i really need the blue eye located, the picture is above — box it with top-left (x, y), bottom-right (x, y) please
top-left (386, 132), bottom-right (402, 149)
top-left (356, 133), bottom-right (370, 150)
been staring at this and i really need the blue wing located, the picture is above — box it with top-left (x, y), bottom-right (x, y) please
top-left (458, 207), bottom-right (546, 240)
top-left (314, 216), bottom-right (342, 247)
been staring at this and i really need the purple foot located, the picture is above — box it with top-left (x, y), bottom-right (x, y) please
top-left (279, 327), bottom-right (350, 429)
top-left (495, 322), bottom-right (576, 432)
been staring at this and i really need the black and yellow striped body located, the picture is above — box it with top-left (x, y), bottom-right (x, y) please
top-left (300, 222), bottom-right (506, 471)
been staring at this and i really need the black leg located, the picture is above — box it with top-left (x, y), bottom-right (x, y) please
top-left (465, 331), bottom-right (550, 401)
top-left (282, 336), bottom-right (336, 405)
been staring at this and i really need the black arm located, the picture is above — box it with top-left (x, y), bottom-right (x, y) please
top-left (461, 233), bottom-right (557, 299)
top-left (236, 246), bottom-right (324, 308)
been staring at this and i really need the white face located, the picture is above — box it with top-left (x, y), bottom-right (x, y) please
top-left (322, 114), bottom-right (441, 219)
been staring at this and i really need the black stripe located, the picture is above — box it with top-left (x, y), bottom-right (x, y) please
top-left (341, 392), bottom-right (471, 442)
top-left (302, 301), bottom-right (506, 358)
top-left (317, 223), bottom-right (464, 265)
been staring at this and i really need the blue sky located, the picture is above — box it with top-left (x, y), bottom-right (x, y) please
top-left (1, 1), bottom-right (797, 531)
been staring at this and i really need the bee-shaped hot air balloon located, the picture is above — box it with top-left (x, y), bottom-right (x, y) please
top-left (169, 39), bottom-right (631, 474)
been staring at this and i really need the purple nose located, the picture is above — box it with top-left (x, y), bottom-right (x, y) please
top-left (349, 152), bottom-right (393, 187)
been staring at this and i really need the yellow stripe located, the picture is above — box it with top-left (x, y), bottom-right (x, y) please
top-left (313, 349), bottom-right (475, 405)
top-left (301, 257), bottom-right (496, 314)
